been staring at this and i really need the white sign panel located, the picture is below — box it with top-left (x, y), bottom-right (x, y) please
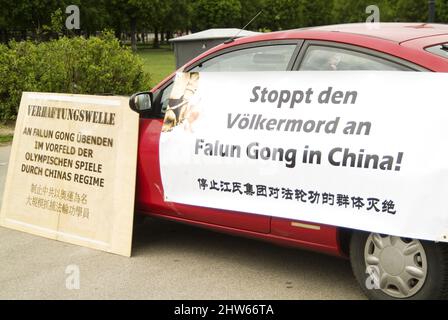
top-left (0, 92), bottom-right (139, 257)
top-left (160, 72), bottom-right (448, 242)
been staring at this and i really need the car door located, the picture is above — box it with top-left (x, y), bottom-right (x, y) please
top-left (137, 40), bottom-right (302, 233)
top-left (270, 40), bottom-right (426, 243)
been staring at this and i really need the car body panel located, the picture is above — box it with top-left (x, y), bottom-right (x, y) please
top-left (146, 211), bottom-right (342, 256)
top-left (401, 34), bottom-right (448, 50)
top-left (313, 23), bottom-right (448, 43)
top-left (136, 119), bottom-right (271, 234)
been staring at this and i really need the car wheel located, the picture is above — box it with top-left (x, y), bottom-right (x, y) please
top-left (133, 213), bottom-right (147, 226)
top-left (350, 231), bottom-right (448, 300)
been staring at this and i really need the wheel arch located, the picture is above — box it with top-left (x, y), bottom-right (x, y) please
top-left (337, 227), bottom-right (354, 258)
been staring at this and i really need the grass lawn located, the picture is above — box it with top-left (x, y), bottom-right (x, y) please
top-left (137, 46), bottom-right (176, 88)
top-left (0, 134), bottom-right (13, 144)
top-left (0, 121), bottom-right (15, 144)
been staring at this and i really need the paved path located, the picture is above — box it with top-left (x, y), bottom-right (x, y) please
top-left (0, 146), bottom-right (365, 299)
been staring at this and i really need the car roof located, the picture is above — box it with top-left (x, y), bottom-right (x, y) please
top-left (297, 23), bottom-right (448, 43)
top-left (153, 23), bottom-right (448, 91)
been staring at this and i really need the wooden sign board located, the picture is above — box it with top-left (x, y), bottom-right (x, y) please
top-left (0, 92), bottom-right (139, 257)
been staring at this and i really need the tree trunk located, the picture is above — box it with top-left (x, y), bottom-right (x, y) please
top-left (0, 29), bottom-right (7, 44)
top-left (166, 30), bottom-right (173, 42)
top-left (130, 17), bottom-right (138, 52)
top-left (153, 28), bottom-right (160, 48)
top-left (114, 29), bottom-right (121, 42)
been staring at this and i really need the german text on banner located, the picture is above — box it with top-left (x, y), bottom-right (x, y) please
top-left (160, 72), bottom-right (448, 242)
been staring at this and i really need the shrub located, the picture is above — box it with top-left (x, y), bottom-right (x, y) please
top-left (0, 32), bottom-right (151, 120)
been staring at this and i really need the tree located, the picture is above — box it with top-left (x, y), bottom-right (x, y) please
top-left (76, 0), bottom-right (112, 37)
top-left (191, 0), bottom-right (242, 31)
top-left (109, 0), bottom-right (147, 51)
top-left (0, 0), bottom-right (9, 42)
top-left (160, 0), bottom-right (192, 41)
top-left (239, 0), bottom-right (265, 30)
top-left (8, 0), bottom-right (68, 40)
top-left (332, 0), bottom-right (373, 24)
top-left (137, 0), bottom-right (172, 48)
top-left (302, 0), bottom-right (333, 27)
top-left (436, 0), bottom-right (448, 23)
top-left (0, 0), bottom-right (443, 46)
top-left (394, 0), bottom-right (428, 22)
top-left (259, 0), bottom-right (301, 31)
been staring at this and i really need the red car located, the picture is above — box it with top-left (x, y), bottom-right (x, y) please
top-left (130, 23), bottom-right (448, 300)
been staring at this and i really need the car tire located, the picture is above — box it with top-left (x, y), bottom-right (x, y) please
top-left (133, 213), bottom-right (147, 226)
top-left (350, 231), bottom-right (448, 300)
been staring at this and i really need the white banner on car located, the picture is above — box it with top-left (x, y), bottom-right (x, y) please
top-left (159, 72), bottom-right (448, 242)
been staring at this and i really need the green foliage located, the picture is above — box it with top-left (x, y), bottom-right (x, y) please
top-left (328, 0), bottom-right (432, 24)
top-left (0, 33), bottom-right (150, 120)
top-left (137, 47), bottom-right (175, 87)
top-left (259, 0), bottom-right (300, 31)
top-left (0, 0), bottom-right (444, 46)
top-left (301, 0), bottom-right (334, 27)
top-left (42, 8), bottom-right (64, 35)
top-left (191, 0), bottom-right (242, 31)
top-left (395, 0), bottom-right (428, 22)
top-left (0, 0), bottom-right (69, 34)
top-left (436, 0), bottom-right (448, 23)
top-left (0, 134), bottom-right (13, 143)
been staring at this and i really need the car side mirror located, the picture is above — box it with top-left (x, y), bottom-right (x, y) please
top-left (129, 92), bottom-right (153, 113)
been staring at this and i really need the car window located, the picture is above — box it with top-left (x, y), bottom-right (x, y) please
top-left (160, 82), bottom-right (174, 114)
top-left (426, 43), bottom-right (448, 59)
top-left (160, 44), bottom-right (297, 113)
top-left (299, 45), bottom-right (410, 71)
top-left (190, 45), bottom-right (297, 72)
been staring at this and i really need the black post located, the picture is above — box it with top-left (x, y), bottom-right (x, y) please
top-left (429, 0), bottom-right (436, 23)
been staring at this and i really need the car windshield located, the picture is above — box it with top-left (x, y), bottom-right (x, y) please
top-left (425, 43), bottom-right (448, 59)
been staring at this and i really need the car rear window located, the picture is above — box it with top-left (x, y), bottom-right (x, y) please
top-left (425, 43), bottom-right (448, 59)
top-left (299, 45), bottom-right (410, 71)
